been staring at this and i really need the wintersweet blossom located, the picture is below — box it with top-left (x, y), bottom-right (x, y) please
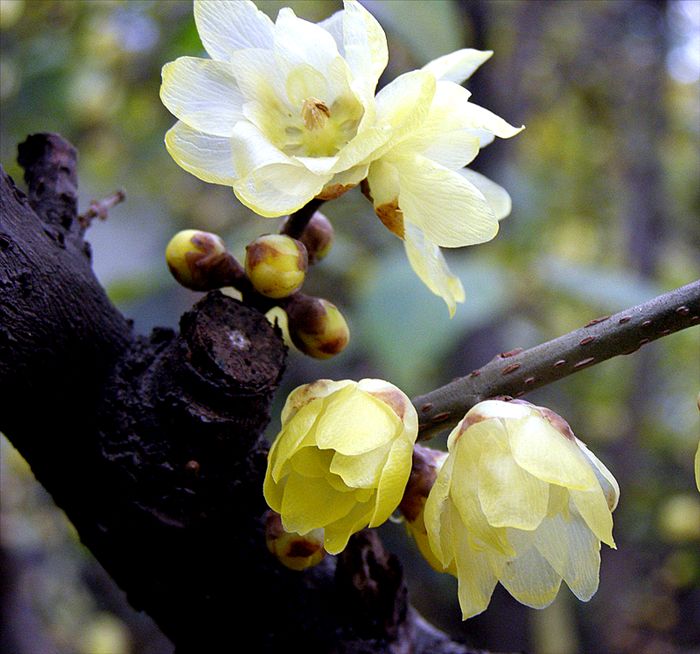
top-left (424, 400), bottom-right (619, 619)
top-left (161, 0), bottom-right (391, 216)
top-left (263, 379), bottom-right (418, 554)
top-left (361, 50), bottom-right (523, 315)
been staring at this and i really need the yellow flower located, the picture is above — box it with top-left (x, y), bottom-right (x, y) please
top-left (424, 400), bottom-right (619, 619)
top-left (362, 50), bottom-right (523, 316)
top-left (263, 379), bottom-right (418, 554)
top-left (161, 0), bottom-right (391, 217)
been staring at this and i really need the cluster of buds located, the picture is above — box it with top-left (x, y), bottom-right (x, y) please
top-left (164, 211), bottom-right (349, 359)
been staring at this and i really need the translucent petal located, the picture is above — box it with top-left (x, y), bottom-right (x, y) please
top-left (452, 509), bottom-right (501, 619)
top-left (508, 416), bottom-right (599, 490)
top-left (315, 385), bottom-right (400, 455)
top-left (422, 48), bottom-right (493, 84)
top-left (290, 447), bottom-right (334, 478)
top-left (339, 0), bottom-right (388, 98)
top-left (370, 434), bottom-right (415, 527)
top-left (403, 223), bottom-right (465, 318)
top-left (498, 542), bottom-right (562, 609)
top-left (164, 122), bottom-right (237, 185)
top-left (234, 162), bottom-right (328, 217)
top-left (459, 169), bottom-right (512, 221)
top-left (229, 48), bottom-right (287, 112)
top-left (570, 487), bottom-right (616, 548)
top-left (280, 473), bottom-right (356, 535)
top-left (374, 70), bottom-right (436, 148)
top-left (194, 0), bottom-right (274, 60)
top-left (477, 440), bottom-right (550, 530)
top-left (461, 102), bottom-right (524, 139)
top-left (534, 512), bottom-right (601, 601)
top-left (424, 451), bottom-right (456, 566)
top-left (263, 465), bottom-right (284, 513)
top-left (366, 159), bottom-right (400, 208)
top-left (575, 438), bottom-right (620, 511)
top-left (319, 9), bottom-right (344, 51)
top-left (274, 7), bottom-right (340, 75)
top-left (323, 502), bottom-right (374, 554)
top-left (270, 400), bottom-right (323, 482)
top-left (451, 426), bottom-right (514, 556)
top-left (394, 154), bottom-right (499, 248)
top-left (330, 442), bottom-right (391, 488)
top-left (160, 57), bottom-right (244, 136)
top-left (281, 380), bottom-right (353, 425)
top-left (391, 82), bottom-right (480, 169)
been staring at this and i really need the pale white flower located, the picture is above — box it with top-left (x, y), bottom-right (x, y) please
top-left (161, 0), bottom-right (391, 217)
top-left (424, 400), bottom-right (618, 619)
top-left (362, 50), bottom-right (523, 315)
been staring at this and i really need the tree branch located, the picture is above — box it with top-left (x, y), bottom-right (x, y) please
top-left (414, 280), bottom-right (700, 438)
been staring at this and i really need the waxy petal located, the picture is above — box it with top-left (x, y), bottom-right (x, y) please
top-left (160, 57), bottom-right (244, 137)
top-left (194, 0), bottom-right (274, 60)
top-left (403, 223), bottom-right (465, 317)
top-left (422, 48), bottom-right (493, 84)
top-left (394, 154), bottom-right (499, 248)
top-left (164, 122), bottom-right (237, 185)
top-left (460, 169), bottom-right (512, 221)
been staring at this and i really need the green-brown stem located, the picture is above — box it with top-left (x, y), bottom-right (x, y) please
top-left (413, 279), bottom-right (700, 439)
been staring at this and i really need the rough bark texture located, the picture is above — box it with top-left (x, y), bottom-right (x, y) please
top-left (0, 134), bottom-right (489, 654)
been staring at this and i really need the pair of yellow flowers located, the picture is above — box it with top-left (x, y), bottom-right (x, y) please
top-left (160, 0), bottom-right (523, 316)
top-left (263, 379), bottom-right (620, 620)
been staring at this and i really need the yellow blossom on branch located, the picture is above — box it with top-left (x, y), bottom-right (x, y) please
top-left (424, 399), bottom-right (619, 619)
top-left (263, 379), bottom-right (418, 554)
top-left (362, 50), bottom-right (523, 316)
top-left (161, 0), bottom-right (391, 216)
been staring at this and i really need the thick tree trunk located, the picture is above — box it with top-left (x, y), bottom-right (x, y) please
top-left (0, 134), bottom-right (488, 654)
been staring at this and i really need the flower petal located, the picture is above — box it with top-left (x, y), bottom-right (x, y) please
top-left (498, 535), bottom-right (562, 609)
top-left (394, 154), bottom-right (499, 248)
top-left (459, 169), bottom-right (512, 221)
top-left (274, 7), bottom-right (340, 75)
top-left (330, 442), bottom-right (391, 488)
top-left (324, 502), bottom-right (374, 554)
top-left (270, 400), bottom-right (324, 482)
top-left (508, 416), bottom-right (599, 490)
top-left (194, 0), bottom-right (274, 61)
top-left (570, 487), bottom-right (616, 548)
top-left (370, 434), bottom-right (415, 526)
top-left (403, 223), bottom-right (465, 317)
top-left (164, 121), bottom-right (237, 185)
top-left (422, 48), bottom-right (493, 84)
top-left (424, 451), bottom-right (457, 566)
top-left (452, 510), bottom-right (501, 619)
top-left (315, 385), bottom-right (400, 455)
top-left (534, 512), bottom-right (601, 602)
top-left (339, 0), bottom-right (388, 99)
top-left (461, 102), bottom-right (524, 139)
top-left (160, 57), bottom-right (244, 136)
top-left (280, 473), bottom-right (357, 535)
top-left (477, 439), bottom-right (550, 531)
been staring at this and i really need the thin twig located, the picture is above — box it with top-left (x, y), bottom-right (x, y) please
top-left (78, 189), bottom-right (126, 229)
top-left (413, 279), bottom-right (700, 439)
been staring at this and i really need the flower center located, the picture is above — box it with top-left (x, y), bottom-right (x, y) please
top-left (301, 97), bottom-right (331, 131)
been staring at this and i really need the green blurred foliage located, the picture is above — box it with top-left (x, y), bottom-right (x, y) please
top-left (1, 1), bottom-right (699, 653)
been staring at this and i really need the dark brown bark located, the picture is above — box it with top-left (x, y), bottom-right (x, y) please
top-left (0, 133), bottom-right (488, 654)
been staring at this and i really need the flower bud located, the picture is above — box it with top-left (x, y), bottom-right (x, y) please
top-left (286, 296), bottom-right (349, 359)
top-left (282, 211), bottom-right (334, 264)
top-left (165, 229), bottom-right (231, 291)
top-left (264, 378), bottom-right (419, 554)
top-left (265, 510), bottom-right (326, 571)
top-left (245, 234), bottom-right (308, 299)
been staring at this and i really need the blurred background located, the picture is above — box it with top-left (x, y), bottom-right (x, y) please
top-left (1, 1), bottom-right (699, 653)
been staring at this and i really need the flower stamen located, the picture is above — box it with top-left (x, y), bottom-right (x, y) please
top-left (302, 97), bottom-right (331, 130)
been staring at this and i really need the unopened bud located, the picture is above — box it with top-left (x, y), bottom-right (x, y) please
top-left (245, 234), bottom-right (308, 299)
top-left (282, 211), bottom-right (334, 264)
top-left (286, 295), bottom-right (349, 359)
top-left (265, 510), bottom-right (325, 571)
top-left (165, 229), bottom-right (232, 291)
